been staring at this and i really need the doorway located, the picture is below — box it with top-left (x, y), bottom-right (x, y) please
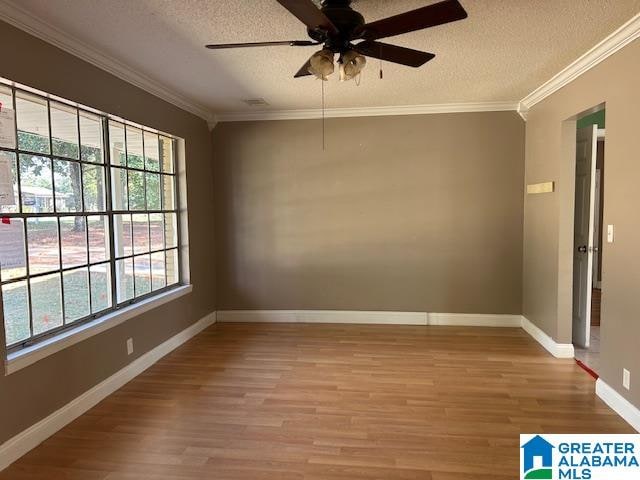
top-left (572, 108), bottom-right (605, 375)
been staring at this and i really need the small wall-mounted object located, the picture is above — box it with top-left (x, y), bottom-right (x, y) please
top-left (527, 181), bottom-right (555, 194)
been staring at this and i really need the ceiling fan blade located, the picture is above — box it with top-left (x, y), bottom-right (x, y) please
top-left (354, 41), bottom-right (435, 67)
top-left (275, 0), bottom-right (339, 35)
top-left (294, 59), bottom-right (313, 78)
top-left (206, 40), bottom-right (317, 49)
top-left (358, 0), bottom-right (467, 41)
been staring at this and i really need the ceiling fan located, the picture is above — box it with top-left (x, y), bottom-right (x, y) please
top-left (205, 0), bottom-right (468, 81)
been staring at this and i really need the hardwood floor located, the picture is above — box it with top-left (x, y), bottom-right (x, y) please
top-left (2, 323), bottom-right (633, 479)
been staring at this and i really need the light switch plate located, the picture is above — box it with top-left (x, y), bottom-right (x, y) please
top-left (623, 369), bottom-right (631, 390)
top-left (607, 225), bottom-right (614, 243)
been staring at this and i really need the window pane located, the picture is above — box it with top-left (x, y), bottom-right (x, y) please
top-left (50, 102), bottom-right (79, 159)
top-left (0, 84), bottom-right (12, 105)
top-left (0, 152), bottom-right (19, 213)
top-left (31, 272), bottom-right (63, 335)
top-left (114, 214), bottom-right (132, 258)
top-left (159, 136), bottom-right (174, 173)
top-left (16, 92), bottom-right (49, 154)
top-left (2, 281), bottom-right (30, 345)
top-left (162, 175), bottom-right (175, 211)
top-left (88, 215), bottom-right (110, 263)
top-left (151, 251), bottom-right (166, 291)
top-left (3, 94), bottom-right (182, 347)
top-left (144, 131), bottom-right (160, 171)
top-left (128, 170), bottom-right (145, 210)
top-left (80, 112), bottom-right (103, 163)
top-left (109, 121), bottom-right (126, 166)
top-left (60, 216), bottom-right (87, 268)
top-left (126, 126), bottom-right (144, 169)
top-left (82, 164), bottom-right (106, 211)
top-left (63, 267), bottom-right (90, 323)
top-left (149, 213), bottom-right (164, 251)
top-left (20, 155), bottom-right (54, 213)
top-left (166, 249), bottom-right (179, 286)
top-left (132, 213), bottom-right (149, 255)
top-left (0, 218), bottom-right (26, 281)
top-left (164, 213), bottom-right (177, 249)
top-left (146, 173), bottom-right (161, 210)
top-left (27, 217), bottom-right (59, 274)
top-left (134, 254), bottom-right (151, 297)
top-left (90, 263), bottom-right (111, 313)
top-left (116, 258), bottom-right (133, 303)
top-left (53, 159), bottom-right (83, 212)
top-left (110, 167), bottom-right (128, 210)
top-left (0, 85), bottom-right (15, 149)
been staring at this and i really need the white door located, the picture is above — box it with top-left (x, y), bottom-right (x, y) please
top-left (593, 169), bottom-right (601, 285)
top-left (572, 125), bottom-right (598, 348)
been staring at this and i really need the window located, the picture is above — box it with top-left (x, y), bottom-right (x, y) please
top-left (0, 82), bottom-right (182, 351)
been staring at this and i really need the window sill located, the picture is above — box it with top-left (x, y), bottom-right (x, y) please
top-left (4, 284), bottom-right (193, 375)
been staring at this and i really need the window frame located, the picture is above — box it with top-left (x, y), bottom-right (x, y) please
top-left (0, 80), bottom-right (186, 354)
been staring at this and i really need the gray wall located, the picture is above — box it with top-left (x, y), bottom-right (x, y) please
top-left (523, 38), bottom-right (640, 408)
top-left (0, 22), bottom-right (216, 443)
top-left (213, 112), bottom-right (525, 314)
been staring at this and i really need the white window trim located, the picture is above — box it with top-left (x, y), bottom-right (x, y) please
top-left (4, 283), bottom-right (192, 375)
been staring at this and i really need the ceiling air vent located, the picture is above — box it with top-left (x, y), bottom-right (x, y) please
top-left (242, 98), bottom-right (269, 107)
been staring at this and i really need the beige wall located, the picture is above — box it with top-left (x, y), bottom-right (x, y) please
top-left (0, 22), bottom-right (216, 443)
top-left (213, 112), bottom-right (525, 314)
top-left (523, 39), bottom-right (640, 407)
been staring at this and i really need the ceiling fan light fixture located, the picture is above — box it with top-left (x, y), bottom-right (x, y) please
top-left (308, 48), bottom-right (335, 80)
top-left (339, 50), bottom-right (367, 81)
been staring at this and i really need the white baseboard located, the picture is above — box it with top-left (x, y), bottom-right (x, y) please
top-left (217, 310), bottom-right (523, 327)
top-left (596, 379), bottom-right (640, 432)
top-left (428, 313), bottom-right (522, 327)
top-left (0, 311), bottom-right (217, 472)
top-left (521, 316), bottom-right (575, 358)
top-left (217, 310), bottom-right (428, 325)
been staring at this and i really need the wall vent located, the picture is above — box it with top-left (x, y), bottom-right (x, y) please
top-left (242, 98), bottom-right (269, 107)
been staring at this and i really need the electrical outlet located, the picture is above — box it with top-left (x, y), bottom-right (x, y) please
top-left (623, 369), bottom-right (631, 390)
top-left (607, 224), bottom-right (614, 243)
top-left (126, 338), bottom-right (134, 356)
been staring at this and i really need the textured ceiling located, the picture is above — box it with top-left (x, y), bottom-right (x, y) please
top-left (5, 0), bottom-right (640, 115)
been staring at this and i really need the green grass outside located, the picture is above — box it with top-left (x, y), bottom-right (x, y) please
top-left (3, 270), bottom-right (151, 345)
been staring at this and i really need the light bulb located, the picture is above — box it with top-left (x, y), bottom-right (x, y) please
top-left (308, 49), bottom-right (335, 81)
top-left (339, 50), bottom-right (366, 81)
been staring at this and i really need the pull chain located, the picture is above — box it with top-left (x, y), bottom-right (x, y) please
top-left (321, 78), bottom-right (326, 151)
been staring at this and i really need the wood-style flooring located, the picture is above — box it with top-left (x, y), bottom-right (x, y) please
top-left (1, 323), bottom-right (633, 479)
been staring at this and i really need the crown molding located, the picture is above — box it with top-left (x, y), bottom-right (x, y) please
top-left (0, 0), bottom-right (216, 124)
top-left (5, 0), bottom-right (636, 125)
top-left (518, 12), bottom-right (640, 114)
top-left (216, 101), bottom-right (519, 122)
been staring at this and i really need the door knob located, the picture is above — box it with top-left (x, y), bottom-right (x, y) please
top-left (578, 245), bottom-right (588, 253)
